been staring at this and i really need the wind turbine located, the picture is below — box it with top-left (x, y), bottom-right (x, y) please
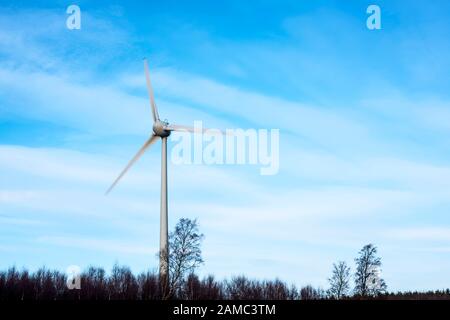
top-left (105, 59), bottom-right (209, 294)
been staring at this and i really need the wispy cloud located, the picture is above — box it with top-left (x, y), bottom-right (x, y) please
top-left (387, 227), bottom-right (450, 242)
top-left (37, 235), bottom-right (157, 255)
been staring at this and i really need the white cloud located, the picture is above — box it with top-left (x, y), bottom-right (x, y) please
top-left (0, 68), bottom-right (151, 135)
top-left (37, 235), bottom-right (157, 255)
top-left (387, 227), bottom-right (450, 242)
top-left (284, 149), bottom-right (450, 191)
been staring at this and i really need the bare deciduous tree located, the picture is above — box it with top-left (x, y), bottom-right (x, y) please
top-left (81, 267), bottom-right (108, 300)
top-left (137, 271), bottom-right (160, 300)
top-left (108, 264), bottom-right (139, 300)
top-left (166, 218), bottom-right (204, 298)
top-left (327, 261), bottom-right (351, 299)
top-left (354, 244), bottom-right (387, 297)
top-left (300, 285), bottom-right (324, 300)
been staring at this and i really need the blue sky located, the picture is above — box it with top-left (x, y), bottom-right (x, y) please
top-left (1, 0), bottom-right (450, 291)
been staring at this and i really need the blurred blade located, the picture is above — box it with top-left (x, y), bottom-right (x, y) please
top-left (105, 135), bottom-right (158, 195)
top-left (164, 124), bottom-right (230, 136)
top-left (144, 58), bottom-right (160, 122)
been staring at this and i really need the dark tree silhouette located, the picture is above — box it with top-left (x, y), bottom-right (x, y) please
top-left (354, 244), bottom-right (387, 297)
top-left (81, 267), bottom-right (108, 300)
top-left (328, 261), bottom-right (351, 299)
top-left (34, 268), bottom-right (58, 300)
top-left (262, 279), bottom-right (298, 300)
top-left (137, 270), bottom-right (161, 300)
top-left (183, 273), bottom-right (225, 300)
top-left (197, 275), bottom-right (224, 300)
top-left (226, 276), bottom-right (262, 300)
top-left (300, 285), bottom-right (324, 300)
top-left (108, 264), bottom-right (139, 300)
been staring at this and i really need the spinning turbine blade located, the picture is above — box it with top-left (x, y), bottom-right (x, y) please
top-left (144, 59), bottom-right (160, 122)
top-left (164, 124), bottom-right (230, 135)
top-left (105, 135), bottom-right (158, 195)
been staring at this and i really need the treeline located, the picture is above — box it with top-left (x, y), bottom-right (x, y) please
top-left (0, 266), bottom-right (299, 300)
top-left (2, 218), bottom-right (449, 300)
top-left (1, 266), bottom-right (450, 300)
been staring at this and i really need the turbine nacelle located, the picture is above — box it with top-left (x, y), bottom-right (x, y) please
top-left (153, 120), bottom-right (171, 137)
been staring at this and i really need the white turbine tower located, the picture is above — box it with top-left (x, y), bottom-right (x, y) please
top-left (105, 59), bottom-right (211, 294)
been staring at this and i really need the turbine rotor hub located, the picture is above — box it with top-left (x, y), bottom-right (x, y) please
top-left (153, 120), bottom-right (170, 137)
